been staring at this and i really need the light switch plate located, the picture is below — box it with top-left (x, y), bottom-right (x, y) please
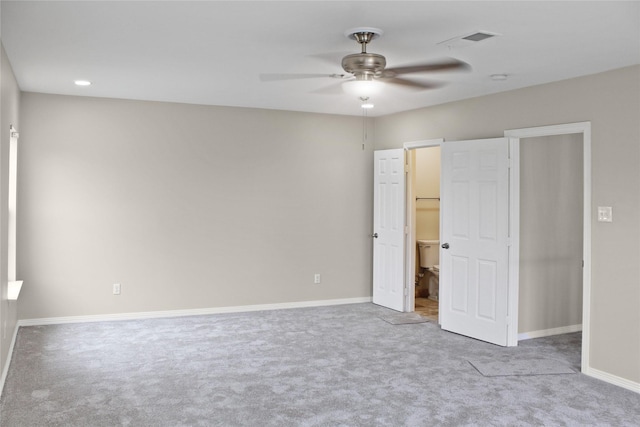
top-left (597, 206), bottom-right (612, 222)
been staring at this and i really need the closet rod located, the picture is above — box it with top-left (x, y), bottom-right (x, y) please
top-left (416, 197), bottom-right (440, 201)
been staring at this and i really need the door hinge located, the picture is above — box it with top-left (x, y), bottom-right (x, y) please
top-left (404, 226), bottom-right (409, 235)
top-left (404, 287), bottom-right (408, 296)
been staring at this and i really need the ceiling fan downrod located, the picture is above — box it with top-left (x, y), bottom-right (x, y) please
top-left (353, 31), bottom-right (376, 53)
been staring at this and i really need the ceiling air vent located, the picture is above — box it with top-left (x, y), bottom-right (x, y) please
top-left (438, 31), bottom-right (501, 48)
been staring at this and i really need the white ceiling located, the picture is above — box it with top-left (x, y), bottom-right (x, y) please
top-left (2, 1), bottom-right (639, 117)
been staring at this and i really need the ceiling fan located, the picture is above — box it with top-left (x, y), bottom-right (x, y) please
top-left (260, 27), bottom-right (470, 96)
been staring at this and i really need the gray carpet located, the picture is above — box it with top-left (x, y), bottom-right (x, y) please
top-left (1, 303), bottom-right (639, 426)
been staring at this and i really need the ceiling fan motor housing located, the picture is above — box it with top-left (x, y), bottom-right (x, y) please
top-left (341, 53), bottom-right (386, 80)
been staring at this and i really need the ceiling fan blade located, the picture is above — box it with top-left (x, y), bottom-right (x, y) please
top-left (382, 58), bottom-right (470, 78)
top-left (310, 80), bottom-right (350, 95)
top-left (307, 51), bottom-right (353, 67)
top-left (259, 73), bottom-right (335, 82)
top-left (379, 77), bottom-right (444, 90)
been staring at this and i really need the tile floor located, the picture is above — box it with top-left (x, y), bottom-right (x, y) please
top-left (415, 297), bottom-right (438, 322)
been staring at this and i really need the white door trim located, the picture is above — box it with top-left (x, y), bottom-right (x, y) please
top-left (402, 139), bottom-right (444, 312)
top-left (504, 122), bottom-right (591, 371)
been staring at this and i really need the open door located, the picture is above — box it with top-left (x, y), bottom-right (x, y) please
top-left (372, 149), bottom-right (406, 311)
top-left (440, 138), bottom-right (510, 346)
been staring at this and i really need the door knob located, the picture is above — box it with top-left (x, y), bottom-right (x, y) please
top-left (441, 243), bottom-right (450, 249)
top-left (372, 233), bottom-right (379, 238)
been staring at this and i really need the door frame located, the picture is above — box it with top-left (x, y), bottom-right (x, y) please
top-left (402, 139), bottom-right (444, 313)
top-left (400, 123), bottom-right (590, 354)
top-left (504, 122), bottom-right (591, 371)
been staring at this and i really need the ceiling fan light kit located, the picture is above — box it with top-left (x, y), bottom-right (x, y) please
top-left (360, 97), bottom-right (375, 109)
top-left (343, 79), bottom-right (382, 97)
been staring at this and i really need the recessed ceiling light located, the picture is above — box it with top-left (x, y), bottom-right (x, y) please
top-left (74, 80), bottom-right (92, 86)
top-left (490, 74), bottom-right (508, 81)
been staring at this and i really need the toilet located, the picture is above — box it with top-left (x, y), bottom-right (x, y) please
top-left (417, 240), bottom-right (440, 301)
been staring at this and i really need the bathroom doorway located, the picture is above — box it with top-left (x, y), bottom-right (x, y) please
top-left (397, 124), bottom-right (591, 372)
top-left (407, 145), bottom-right (441, 322)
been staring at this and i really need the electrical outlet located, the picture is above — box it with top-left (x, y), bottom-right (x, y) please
top-left (113, 283), bottom-right (121, 295)
top-left (314, 274), bottom-right (321, 284)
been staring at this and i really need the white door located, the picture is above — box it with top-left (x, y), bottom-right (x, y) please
top-left (372, 149), bottom-right (406, 311)
top-left (440, 138), bottom-right (510, 346)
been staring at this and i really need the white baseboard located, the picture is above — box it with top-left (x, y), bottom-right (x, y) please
top-left (517, 324), bottom-right (639, 394)
top-left (0, 323), bottom-right (20, 397)
top-left (518, 323), bottom-right (582, 340)
top-left (18, 296), bottom-right (373, 327)
top-left (584, 367), bottom-right (640, 394)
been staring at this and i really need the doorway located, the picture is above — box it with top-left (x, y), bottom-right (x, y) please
top-left (402, 139), bottom-right (443, 320)
top-left (505, 122), bottom-right (591, 372)
top-left (403, 137), bottom-right (512, 347)
top-left (379, 124), bottom-right (590, 359)
top-left (518, 133), bottom-right (583, 339)
top-left (410, 146), bottom-right (441, 322)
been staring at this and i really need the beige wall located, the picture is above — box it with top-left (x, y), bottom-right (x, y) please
top-left (11, 61), bottom-right (640, 387)
top-left (374, 65), bottom-right (640, 384)
top-left (519, 134), bottom-right (583, 333)
top-left (414, 147), bottom-right (440, 241)
top-left (0, 43), bottom-right (20, 377)
top-left (18, 93), bottom-right (373, 319)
